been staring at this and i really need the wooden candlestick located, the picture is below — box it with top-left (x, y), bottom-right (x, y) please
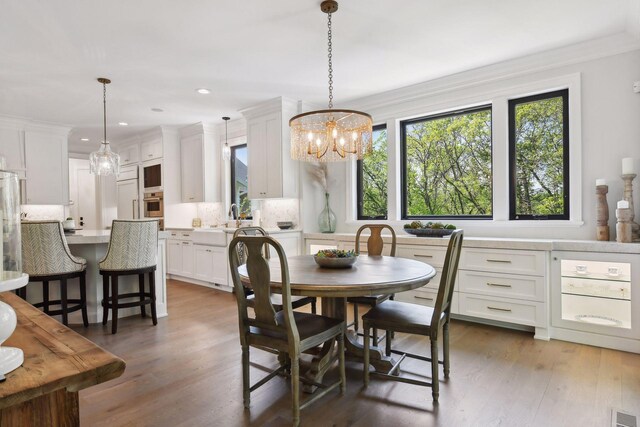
top-left (616, 207), bottom-right (633, 243)
top-left (595, 184), bottom-right (609, 241)
top-left (621, 174), bottom-right (640, 242)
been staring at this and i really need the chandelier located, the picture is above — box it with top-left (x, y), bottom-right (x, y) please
top-left (89, 78), bottom-right (120, 176)
top-left (290, 0), bottom-right (372, 162)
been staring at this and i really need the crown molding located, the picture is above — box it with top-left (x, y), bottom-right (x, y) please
top-left (0, 114), bottom-right (71, 134)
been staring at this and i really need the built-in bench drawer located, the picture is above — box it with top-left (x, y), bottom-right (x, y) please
top-left (397, 245), bottom-right (448, 268)
top-left (394, 288), bottom-right (459, 314)
top-left (458, 293), bottom-right (545, 327)
top-left (458, 270), bottom-right (545, 302)
top-left (460, 248), bottom-right (545, 276)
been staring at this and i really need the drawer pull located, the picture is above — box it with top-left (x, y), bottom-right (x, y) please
top-left (486, 282), bottom-right (512, 288)
top-left (486, 259), bottom-right (512, 264)
top-left (414, 254), bottom-right (434, 259)
top-left (487, 306), bottom-right (512, 312)
top-left (414, 295), bottom-right (434, 301)
top-left (206, 249), bottom-right (212, 253)
top-left (182, 242), bottom-right (189, 245)
top-left (182, 233), bottom-right (190, 237)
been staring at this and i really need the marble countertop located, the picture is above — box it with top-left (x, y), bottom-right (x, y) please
top-left (165, 227), bottom-right (302, 235)
top-left (65, 229), bottom-right (170, 245)
top-left (304, 232), bottom-right (640, 254)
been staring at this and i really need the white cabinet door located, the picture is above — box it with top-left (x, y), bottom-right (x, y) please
top-left (24, 131), bottom-right (68, 204)
top-left (0, 128), bottom-right (24, 172)
top-left (210, 246), bottom-right (227, 286)
top-left (119, 145), bottom-right (139, 166)
top-left (181, 134), bottom-right (204, 202)
top-left (264, 112), bottom-right (283, 198)
top-left (247, 117), bottom-right (268, 199)
top-left (194, 245), bottom-right (214, 282)
top-left (141, 137), bottom-right (162, 161)
top-left (116, 180), bottom-right (139, 220)
top-left (181, 241), bottom-right (195, 277)
top-left (167, 240), bottom-right (182, 275)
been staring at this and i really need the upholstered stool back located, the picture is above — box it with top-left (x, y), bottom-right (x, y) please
top-left (21, 221), bottom-right (86, 276)
top-left (100, 220), bottom-right (158, 272)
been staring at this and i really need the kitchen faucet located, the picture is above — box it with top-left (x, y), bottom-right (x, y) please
top-left (229, 203), bottom-right (241, 228)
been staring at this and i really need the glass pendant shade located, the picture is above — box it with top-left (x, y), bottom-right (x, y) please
top-left (89, 142), bottom-right (120, 176)
top-left (290, 109), bottom-right (373, 162)
top-left (222, 116), bottom-right (231, 161)
top-left (222, 143), bottom-right (231, 161)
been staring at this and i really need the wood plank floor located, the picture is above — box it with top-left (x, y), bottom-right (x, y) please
top-left (72, 280), bottom-right (640, 427)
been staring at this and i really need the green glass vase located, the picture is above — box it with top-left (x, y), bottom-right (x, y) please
top-left (318, 192), bottom-right (336, 233)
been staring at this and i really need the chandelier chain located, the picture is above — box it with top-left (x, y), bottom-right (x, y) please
top-left (327, 11), bottom-right (333, 109)
top-left (102, 81), bottom-right (107, 145)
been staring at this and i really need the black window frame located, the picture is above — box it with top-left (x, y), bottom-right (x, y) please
top-left (230, 144), bottom-right (251, 218)
top-left (400, 105), bottom-right (494, 220)
top-left (508, 89), bottom-right (569, 221)
top-left (357, 124), bottom-right (388, 220)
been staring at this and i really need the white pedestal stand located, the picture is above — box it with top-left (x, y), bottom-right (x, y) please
top-left (0, 272), bottom-right (29, 379)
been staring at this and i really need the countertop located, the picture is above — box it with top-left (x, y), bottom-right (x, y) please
top-left (65, 229), bottom-right (170, 245)
top-left (304, 232), bottom-right (640, 254)
top-left (165, 227), bottom-right (302, 235)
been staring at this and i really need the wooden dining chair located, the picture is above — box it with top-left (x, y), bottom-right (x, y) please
top-left (228, 235), bottom-right (346, 426)
top-left (232, 227), bottom-right (316, 314)
top-left (347, 224), bottom-right (396, 344)
top-left (363, 230), bottom-right (463, 402)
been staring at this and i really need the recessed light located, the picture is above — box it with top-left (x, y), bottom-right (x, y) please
top-left (151, 108), bottom-right (164, 112)
top-left (118, 122), bottom-right (128, 126)
top-left (196, 88), bottom-right (211, 94)
top-left (81, 138), bottom-right (89, 142)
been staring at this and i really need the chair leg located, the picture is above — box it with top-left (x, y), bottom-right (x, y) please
top-left (79, 271), bottom-right (89, 327)
top-left (431, 338), bottom-right (439, 402)
top-left (242, 345), bottom-right (250, 409)
top-left (149, 271), bottom-right (158, 326)
top-left (443, 322), bottom-right (450, 378)
top-left (42, 281), bottom-right (50, 314)
top-left (138, 273), bottom-right (146, 318)
top-left (60, 278), bottom-right (68, 326)
top-left (338, 334), bottom-right (346, 395)
top-left (101, 275), bottom-right (109, 326)
top-left (372, 327), bottom-right (378, 344)
top-left (291, 356), bottom-right (300, 427)
top-left (363, 325), bottom-right (370, 387)
top-left (385, 330), bottom-right (392, 357)
top-left (353, 303), bottom-right (359, 332)
top-left (111, 274), bottom-right (119, 334)
top-left (311, 299), bottom-right (317, 314)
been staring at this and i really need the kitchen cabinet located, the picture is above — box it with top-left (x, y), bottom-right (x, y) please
top-left (194, 245), bottom-right (227, 286)
top-left (166, 240), bottom-right (182, 275)
top-left (166, 231), bottom-right (195, 277)
top-left (179, 123), bottom-right (220, 203)
top-left (24, 130), bottom-right (69, 204)
top-left (0, 128), bottom-right (25, 173)
top-left (118, 144), bottom-right (139, 166)
top-left (241, 97), bottom-right (299, 199)
top-left (141, 135), bottom-right (163, 161)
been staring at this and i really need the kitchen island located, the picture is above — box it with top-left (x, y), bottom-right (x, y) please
top-left (25, 229), bottom-right (168, 325)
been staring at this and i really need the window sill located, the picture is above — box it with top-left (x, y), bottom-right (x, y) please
top-left (345, 219), bottom-right (585, 228)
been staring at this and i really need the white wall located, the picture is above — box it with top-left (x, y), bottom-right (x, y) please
top-left (300, 47), bottom-right (640, 240)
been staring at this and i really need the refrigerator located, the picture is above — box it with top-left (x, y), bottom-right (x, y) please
top-left (116, 166), bottom-right (140, 220)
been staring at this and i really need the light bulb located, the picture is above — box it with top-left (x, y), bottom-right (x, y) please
top-left (352, 131), bottom-right (358, 141)
top-left (307, 132), bottom-right (314, 142)
top-left (316, 138), bottom-right (321, 147)
top-left (332, 128), bottom-right (338, 138)
top-left (339, 137), bottom-right (345, 146)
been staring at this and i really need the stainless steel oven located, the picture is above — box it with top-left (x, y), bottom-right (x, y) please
top-left (143, 160), bottom-right (162, 192)
top-left (143, 192), bottom-right (164, 230)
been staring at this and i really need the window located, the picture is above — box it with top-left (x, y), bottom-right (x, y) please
top-left (230, 144), bottom-right (250, 217)
top-left (401, 106), bottom-right (493, 219)
top-left (357, 125), bottom-right (388, 219)
top-left (509, 89), bottom-right (569, 220)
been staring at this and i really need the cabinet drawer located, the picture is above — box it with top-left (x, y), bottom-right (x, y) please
top-left (458, 293), bottom-right (544, 327)
top-left (458, 270), bottom-right (545, 302)
top-left (394, 289), bottom-right (459, 314)
top-left (192, 231), bottom-right (226, 246)
top-left (397, 245), bottom-right (447, 268)
top-left (460, 248), bottom-right (545, 276)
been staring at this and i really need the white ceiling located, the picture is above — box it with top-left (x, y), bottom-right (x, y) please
top-left (0, 0), bottom-right (637, 152)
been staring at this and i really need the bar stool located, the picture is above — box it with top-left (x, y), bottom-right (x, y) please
top-left (100, 219), bottom-right (159, 334)
top-left (21, 221), bottom-right (88, 327)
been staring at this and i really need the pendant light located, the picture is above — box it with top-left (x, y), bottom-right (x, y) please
top-left (222, 116), bottom-right (231, 161)
top-left (89, 78), bottom-right (120, 176)
top-left (289, 0), bottom-right (372, 162)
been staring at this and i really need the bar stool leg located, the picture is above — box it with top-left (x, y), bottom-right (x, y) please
top-left (43, 280), bottom-right (50, 314)
top-left (60, 278), bottom-right (69, 326)
top-left (138, 273), bottom-right (146, 318)
top-left (80, 271), bottom-right (89, 327)
top-left (149, 271), bottom-right (158, 326)
top-left (102, 275), bottom-right (109, 326)
top-left (111, 274), bottom-right (119, 334)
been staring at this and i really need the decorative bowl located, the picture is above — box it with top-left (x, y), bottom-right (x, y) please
top-left (313, 255), bottom-right (358, 269)
top-left (277, 221), bottom-right (294, 230)
top-left (403, 228), bottom-right (455, 238)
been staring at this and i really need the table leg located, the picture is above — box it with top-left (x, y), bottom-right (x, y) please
top-left (301, 297), bottom-right (395, 393)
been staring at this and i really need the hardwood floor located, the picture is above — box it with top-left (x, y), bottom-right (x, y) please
top-left (72, 280), bottom-right (640, 427)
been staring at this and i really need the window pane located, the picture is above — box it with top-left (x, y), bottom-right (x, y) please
top-left (358, 126), bottom-right (387, 219)
top-left (511, 90), bottom-right (568, 219)
top-left (403, 107), bottom-right (492, 218)
top-left (231, 145), bottom-right (250, 216)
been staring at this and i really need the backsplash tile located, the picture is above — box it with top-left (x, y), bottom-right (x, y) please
top-left (197, 203), bottom-right (225, 227)
top-left (21, 205), bottom-right (65, 221)
top-left (260, 199), bottom-right (299, 229)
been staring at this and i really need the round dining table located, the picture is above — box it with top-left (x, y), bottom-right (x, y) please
top-left (238, 254), bottom-right (436, 391)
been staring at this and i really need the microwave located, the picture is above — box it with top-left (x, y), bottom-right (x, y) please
top-left (143, 160), bottom-right (162, 192)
